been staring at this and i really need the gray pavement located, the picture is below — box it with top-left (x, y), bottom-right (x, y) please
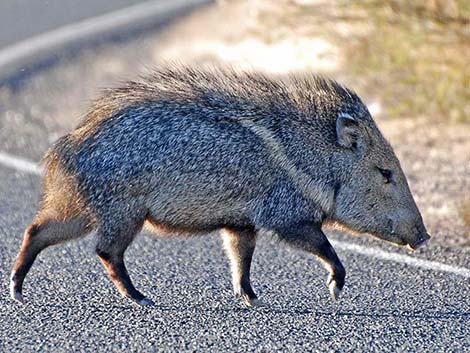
top-left (0, 0), bottom-right (148, 50)
top-left (0, 0), bottom-right (211, 84)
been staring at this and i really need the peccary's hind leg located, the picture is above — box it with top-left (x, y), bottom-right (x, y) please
top-left (221, 227), bottom-right (261, 307)
top-left (10, 217), bottom-right (91, 303)
top-left (276, 223), bottom-right (345, 301)
top-left (95, 215), bottom-right (152, 306)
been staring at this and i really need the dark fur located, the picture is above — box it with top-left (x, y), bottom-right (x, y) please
top-left (10, 66), bottom-right (428, 305)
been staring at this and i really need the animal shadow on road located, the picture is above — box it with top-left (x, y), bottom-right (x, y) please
top-left (97, 302), bottom-right (470, 321)
top-left (273, 308), bottom-right (470, 320)
top-left (12, 299), bottom-right (469, 321)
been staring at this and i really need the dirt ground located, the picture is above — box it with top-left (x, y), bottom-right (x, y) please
top-left (1, 0), bottom-right (469, 247)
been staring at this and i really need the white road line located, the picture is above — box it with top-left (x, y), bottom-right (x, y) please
top-left (0, 152), bottom-right (43, 175)
top-left (1, 150), bottom-right (469, 279)
top-left (0, 0), bottom-right (210, 75)
top-left (331, 240), bottom-right (470, 279)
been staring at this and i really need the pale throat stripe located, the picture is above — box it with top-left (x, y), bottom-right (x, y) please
top-left (239, 120), bottom-right (334, 214)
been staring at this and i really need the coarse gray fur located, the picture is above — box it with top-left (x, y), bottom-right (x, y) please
top-left (10, 66), bottom-right (430, 306)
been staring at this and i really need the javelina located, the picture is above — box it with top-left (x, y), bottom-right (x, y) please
top-left (10, 67), bottom-right (430, 306)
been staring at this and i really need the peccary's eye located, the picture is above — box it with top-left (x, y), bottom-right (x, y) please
top-left (378, 167), bottom-right (393, 184)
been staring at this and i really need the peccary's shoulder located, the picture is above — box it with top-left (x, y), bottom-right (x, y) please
top-left (252, 179), bottom-right (325, 230)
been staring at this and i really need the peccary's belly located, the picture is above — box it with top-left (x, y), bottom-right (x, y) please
top-left (72, 109), bottom-right (274, 223)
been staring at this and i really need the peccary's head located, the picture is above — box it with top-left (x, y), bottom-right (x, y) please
top-left (330, 109), bottom-right (430, 250)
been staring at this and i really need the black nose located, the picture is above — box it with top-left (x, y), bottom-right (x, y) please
top-left (410, 233), bottom-right (431, 250)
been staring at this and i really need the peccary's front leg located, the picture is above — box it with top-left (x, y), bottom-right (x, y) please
top-left (276, 223), bottom-right (345, 301)
top-left (221, 227), bottom-right (260, 307)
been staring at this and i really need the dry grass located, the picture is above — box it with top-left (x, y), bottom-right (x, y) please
top-left (201, 0), bottom-right (470, 122)
top-left (343, 0), bottom-right (470, 121)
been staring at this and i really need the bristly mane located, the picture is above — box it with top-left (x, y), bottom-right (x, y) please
top-left (77, 66), bottom-right (361, 130)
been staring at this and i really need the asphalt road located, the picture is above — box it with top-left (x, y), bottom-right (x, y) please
top-left (0, 3), bottom-right (469, 352)
top-left (0, 0), bottom-right (211, 84)
top-left (0, 0), bottom-right (148, 50)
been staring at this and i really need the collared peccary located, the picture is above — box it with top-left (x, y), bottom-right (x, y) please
top-left (10, 67), bottom-right (430, 306)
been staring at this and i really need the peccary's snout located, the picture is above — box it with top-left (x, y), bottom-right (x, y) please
top-left (385, 214), bottom-right (430, 250)
top-left (400, 220), bottom-right (430, 250)
top-left (408, 233), bottom-right (431, 250)
top-left (407, 223), bottom-right (431, 250)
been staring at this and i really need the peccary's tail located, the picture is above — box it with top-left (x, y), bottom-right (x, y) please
top-left (11, 134), bottom-right (94, 303)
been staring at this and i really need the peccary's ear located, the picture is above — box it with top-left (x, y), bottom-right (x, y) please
top-left (336, 113), bottom-right (359, 149)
